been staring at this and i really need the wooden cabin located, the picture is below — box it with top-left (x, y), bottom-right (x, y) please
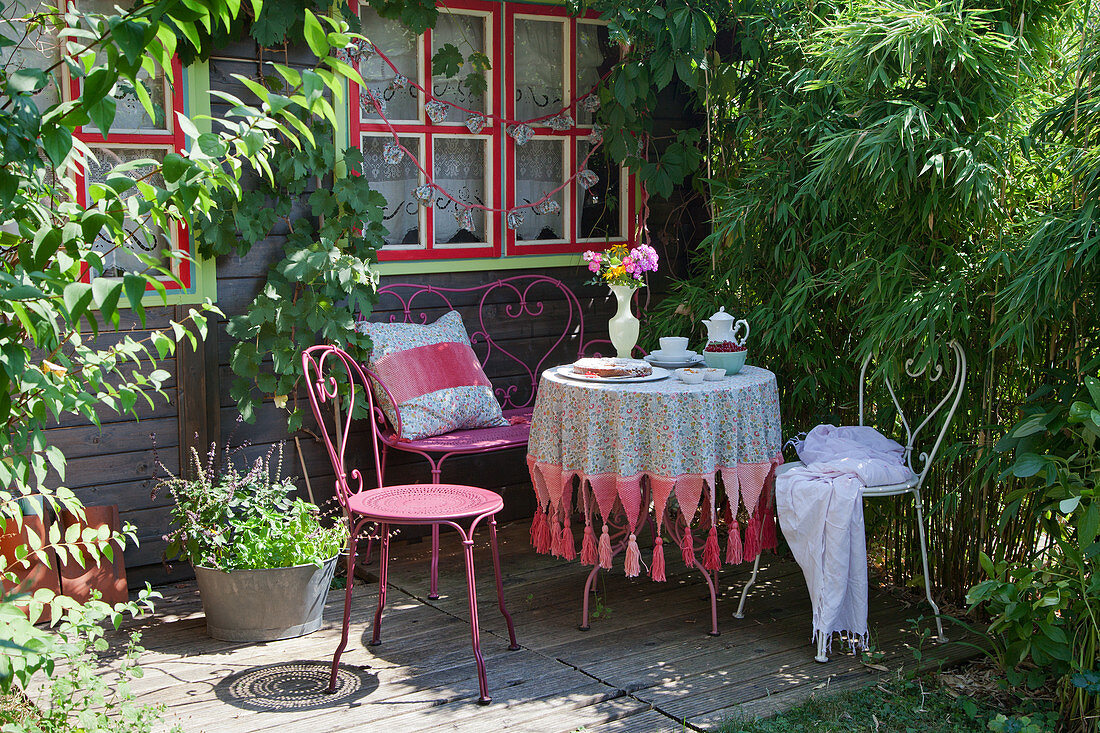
top-left (42, 0), bottom-right (706, 587)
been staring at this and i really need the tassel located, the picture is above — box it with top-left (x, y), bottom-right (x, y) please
top-left (762, 508), bottom-right (777, 550)
top-left (726, 519), bottom-right (743, 564)
top-left (549, 515), bottom-right (562, 557)
top-left (702, 525), bottom-right (721, 571)
top-left (561, 516), bottom-right (576, 560)
top-left (536, 509), bottom-right (553, 554)
top-left (744, 515), bottom-right (761, 562)
top-left (624, 533), bottom-right (641, 577)
top-left (681, 529), bottom-right (695, 567)
top-left (580, 523), bottom-right (598, 565)
top-left (650, 536), bottom-right (667, 581)
top-left (598, 523), bottom-right (613, 569)
top-left (530, 508), bottom-right (545, 552)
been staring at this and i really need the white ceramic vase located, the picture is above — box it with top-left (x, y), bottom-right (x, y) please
top-left (608, 284), bottom-right (640, 359)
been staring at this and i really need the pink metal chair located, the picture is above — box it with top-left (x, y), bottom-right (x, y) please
top-left (363, 276), bottom-right (588, 599)
top-left (302, 345), bottom-right (519, 704)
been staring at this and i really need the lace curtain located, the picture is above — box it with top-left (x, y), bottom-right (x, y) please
top-left (515, 140), bottom-right (564, 241)
top-left (514, 18), bottom-right (563, 121)
top-left (361, 136), bottom-right (421, 246)
top-left (433, 137), bottom-right (487, 243)
top-left (87, 147), bottom-right (170, 276)
top-left (360, 9), bottom-right (419, 120)
top-left (431, 13), bottom-right (485, 114)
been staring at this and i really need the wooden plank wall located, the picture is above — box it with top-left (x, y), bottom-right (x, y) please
top-left (42, 31), bottom-right (702, 588)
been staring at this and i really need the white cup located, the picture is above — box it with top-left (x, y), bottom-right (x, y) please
top-left (659, 337), bottom-right (690, 355)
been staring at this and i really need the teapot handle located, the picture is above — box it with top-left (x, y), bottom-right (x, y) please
top-left (733, 320), bottom-right (750, 347)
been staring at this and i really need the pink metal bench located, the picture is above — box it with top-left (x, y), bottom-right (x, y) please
top-left (361, 275), bottom-right (596, 598)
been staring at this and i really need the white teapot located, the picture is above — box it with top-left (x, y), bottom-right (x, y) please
top-left (702, 307), bottom-right (750, 346)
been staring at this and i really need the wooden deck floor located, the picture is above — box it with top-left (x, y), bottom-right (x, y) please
top-left (114, 521), bottom-right (977, 732)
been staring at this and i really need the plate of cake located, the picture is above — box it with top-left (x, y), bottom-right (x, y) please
top-left (556, 357), bottom-right (671, 383)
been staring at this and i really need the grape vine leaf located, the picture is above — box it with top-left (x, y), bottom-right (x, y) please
top-left (432, 43), bottom-right (463, 78)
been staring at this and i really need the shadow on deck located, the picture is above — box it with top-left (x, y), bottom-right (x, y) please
top-left (118, 521), bottom-right (978, 732)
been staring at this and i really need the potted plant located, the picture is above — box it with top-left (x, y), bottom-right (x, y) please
top-left (157, 444), bottom-right (347, 641)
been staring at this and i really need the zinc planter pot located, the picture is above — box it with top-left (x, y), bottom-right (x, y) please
top-left (193, 555), bottom-right (338, 642)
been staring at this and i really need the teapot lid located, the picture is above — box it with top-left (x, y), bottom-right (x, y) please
top-left (706, 306), bottom-right (735, 322)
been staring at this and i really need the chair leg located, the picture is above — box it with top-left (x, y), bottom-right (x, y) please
top-left (579, 564), bottom-right (600, 631)
top-left (329, 532), bottom-right (359, 693)
top-left (815, 630), bottom-right (829, 663)
top-left (370, 525), bottom-right (390, 646)
top-left (460, 536), bottom-right (492, 704)
top-left (733, 553), bottom-right (762, 619)
top-left (913, 490), bottom-right (947, 642)
top-left (429, 523), bottom-right (441, 600)
top-left (488, 516), bottom-right (520, 650)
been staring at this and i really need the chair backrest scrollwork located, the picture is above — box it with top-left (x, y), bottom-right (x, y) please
top-left (302, 345), bottom-right (385, 508)
top-left (367, 275), bottom-right (587, 411)
top-left (858, 340), bottom-right (967, 488)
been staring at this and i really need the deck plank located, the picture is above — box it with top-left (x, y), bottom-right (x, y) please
top-left (101, 520), bottom-right (978, 732)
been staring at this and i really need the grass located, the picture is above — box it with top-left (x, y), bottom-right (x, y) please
top-left (714, 670), bottom-right (1057, 733)
top-left (1, 690), bottom-right (39, 726)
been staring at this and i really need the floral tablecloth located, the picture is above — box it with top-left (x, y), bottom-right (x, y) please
top-left (526, 365), bottom-right (783, 580)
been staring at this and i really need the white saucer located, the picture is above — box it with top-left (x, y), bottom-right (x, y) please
top-left (649, 349), bottom-right (698, 359)
top-left (644, 353), bottom-right (704, 369)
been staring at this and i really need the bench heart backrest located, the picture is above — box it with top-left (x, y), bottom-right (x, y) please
top-left (366, 275), bottom-right (587, 411)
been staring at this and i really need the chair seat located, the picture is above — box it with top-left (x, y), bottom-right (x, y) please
top-left (348, 484), bottom-right (504, 524)
top-left (776, 460), bottom-right (918, 491)
top-left (383, 407), bottom-right (533, 454)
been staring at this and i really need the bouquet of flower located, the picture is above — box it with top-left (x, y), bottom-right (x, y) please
top-left (582, 243), bottom-right (659, 288)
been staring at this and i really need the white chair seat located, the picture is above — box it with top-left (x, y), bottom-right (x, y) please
top-left (776, 460), bottom-right (918, 493)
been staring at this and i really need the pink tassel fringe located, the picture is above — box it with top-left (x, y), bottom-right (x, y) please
top-left (624, 533), bottom-right (641, 577)
top-left (530, 509), bottom-right (543, 550)
top-left (681, 530), bottom-right (695, 567)
top-left (598, 523), bottom-right (613, 569)
top-left (744, 515), bottom-right (761, 562)
top-left (580, 523), bottom-right (598, 566)
top-left (561, 517), bottom-right (576, 561)
top-left (702, 525), bottom-right (721, 571)
top-left (549, 515), bottom-right (562, 557)
top-left (537, 509), bottom-right (553, 554)
top-left (762, 508), bottom-right (777, 550)
top-left (726, 520), bottom-right (743, 564)
top-left (651, 537), bottom-right (666, 582)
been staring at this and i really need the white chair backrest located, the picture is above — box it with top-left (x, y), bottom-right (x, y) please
top-left (857, 340), bottom-right (967, 488)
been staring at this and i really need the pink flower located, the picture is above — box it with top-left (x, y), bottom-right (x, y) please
top-left (587, 261), bottom-right (600, 273)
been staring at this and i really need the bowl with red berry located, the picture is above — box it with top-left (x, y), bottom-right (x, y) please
top-left (703, 340), bottom-right (748, 375)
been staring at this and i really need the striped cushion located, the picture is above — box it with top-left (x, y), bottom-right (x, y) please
top-left (357, 310), bottom-right (508, 441)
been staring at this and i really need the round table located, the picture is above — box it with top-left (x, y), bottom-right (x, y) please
top-left (526, 364), bottom-right (783, 633)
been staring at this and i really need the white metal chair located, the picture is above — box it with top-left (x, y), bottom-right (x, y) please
top-left (734, 340), bottom-right (966, 662)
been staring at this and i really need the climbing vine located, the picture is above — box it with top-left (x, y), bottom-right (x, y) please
top-left (197, 126), bottom-right (384, 433)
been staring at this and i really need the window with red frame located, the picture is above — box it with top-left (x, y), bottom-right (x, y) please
top-left (350, 1), bottom-right (633, 262)
top-left (67, 0), bottom-right (192, 292)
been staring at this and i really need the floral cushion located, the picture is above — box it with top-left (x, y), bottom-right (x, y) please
top-left (357, 310), bottom-right (508, 441)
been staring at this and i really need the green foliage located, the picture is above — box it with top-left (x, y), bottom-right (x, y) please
top-left (0, 589), bottom-right (171, 732)
top-left (199, 126), bottom-right (381, 433)
top-left (969, 373), bottom-right (1100, 730)
top-left (714, 672), bottom-right (1050, 733)
top-left (159, 443), bottom-right (347, 571)
top-left (0, 0), bottom-right (367, 715)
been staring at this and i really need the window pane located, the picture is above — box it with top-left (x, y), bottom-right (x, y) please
top-left (112, 74), bottom-right (169, 131)
top-left (360, 8), bottom-right (419, 121)
top-left (577, 141), bottom-right (623, 240)
top-left (576, 24), bottom-right (615, 125)
top-left (433, 137), bottom-right (487, 244)
top-left (515, 139), bottom-right (564, 241)
top-left (86, 147), bottom-right (170, 276)
top-left (360, 135), bottom-right (422, 247)
top-left (431, 13), bottom-right (485, 115)
top-left (1, 1), bottom-right (60, 112)
top-left (513, 18), bottom-right (563, 122)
